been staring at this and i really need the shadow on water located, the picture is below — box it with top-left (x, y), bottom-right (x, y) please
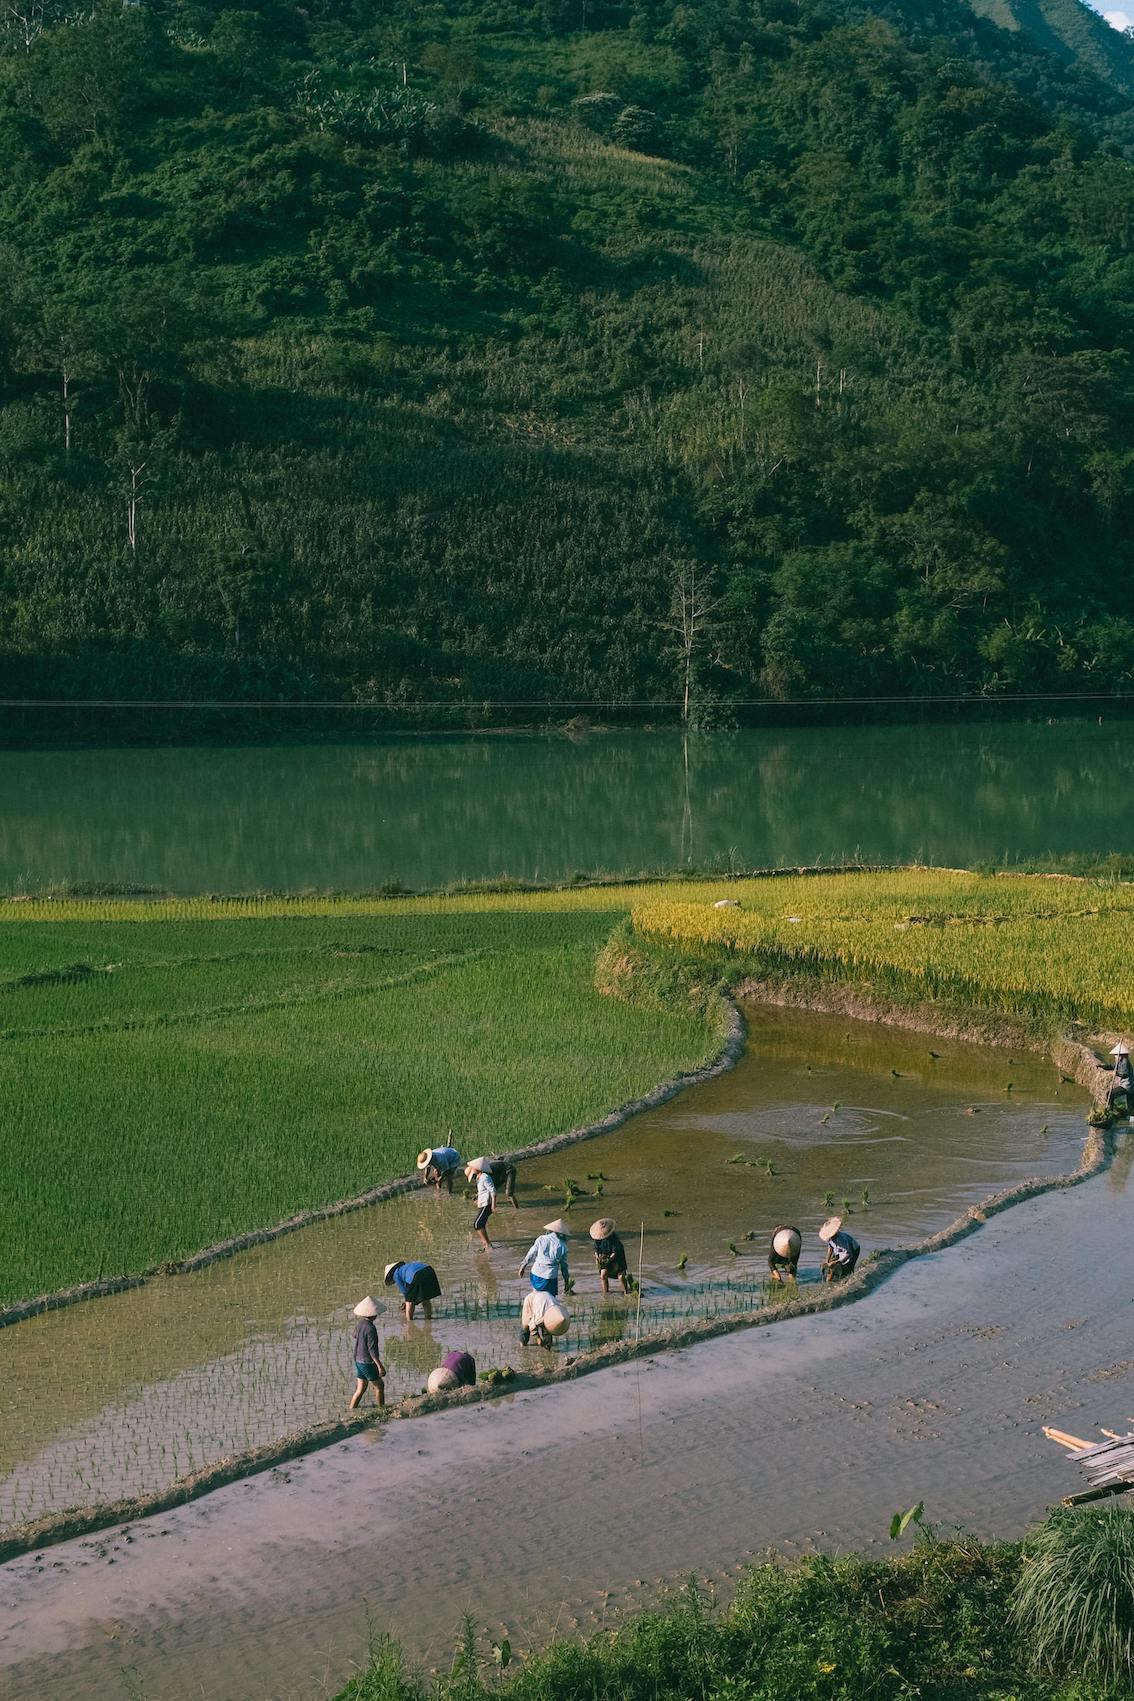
top-left (0, 1004), bottom-right (1094, 1532)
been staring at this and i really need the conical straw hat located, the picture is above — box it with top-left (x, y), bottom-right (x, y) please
top-left (590, 1217), bottom-right (616, 1240)
top-left (353, 1296), bottom-right (381, 1317)
top-left (1112, 1043), bottom-right (1130, 1057)
top-left (819, 1217), bottom-right (842, 1242)
top-left (543, 1302), bottom-right (570, 1337)
top-left (465, 1157), bottom-right (489, 1176)
top-left (772, 1228), bottom-right (800, 1258)
top-left (544, 1218), bottom-right (570, 1235)
top-left (383, 1262), bottom-right (403, 1283)
top-left (416, 1148), bottom-right (434, 1170)
top-left (427, 1366), bottom-right (459, 1394)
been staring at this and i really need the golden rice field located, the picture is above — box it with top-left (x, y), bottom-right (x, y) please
top-left (630, 868), bottom-right (1134, 1031)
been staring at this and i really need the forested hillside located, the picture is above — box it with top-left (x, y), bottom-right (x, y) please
top-left (2, 0), bottom-right (1134, 722)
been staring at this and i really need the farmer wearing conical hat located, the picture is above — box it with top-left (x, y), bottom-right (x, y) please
top-left (464, 1154), bottom-right (520, 1208)
top-left (418, 1139), bottom-right (463, 1193)
top-left (819, 1217), bottom-right (860, 1283)
top-left (1109, 1043), bottom-right (1133, 1107)
top-left (589, 1217), bottom-right (631, 1295)
top-left (767, 1225), bottom-right (802, 1285)
top-left (427, 1350), bottom-right (477, 1394)
top-left (520, 1288), bottom-right (570, 1348)
top-left (349, 1296), bottom-right (386, 1409)
top-left (518, 1219), bottom-right (571, 1296)
top-left (464, 1158), bottom-right (496, 1251)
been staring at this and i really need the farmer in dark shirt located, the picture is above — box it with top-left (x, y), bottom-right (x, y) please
top-left (589, 1217), bottom-right (631, 1295)
top-left (768, 1225), bottom-right (802, 1284)
top-left (349, 1296), bottom-right (386, 1409)
top-left (384, 1258), bottom-right (443, 1321)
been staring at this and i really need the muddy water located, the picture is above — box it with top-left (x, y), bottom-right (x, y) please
top-left (0, 1005), bottom-right (1086, 1534)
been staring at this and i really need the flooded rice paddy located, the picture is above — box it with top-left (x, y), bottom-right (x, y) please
top-left (0, 1005), bottom-right (1087, 1535)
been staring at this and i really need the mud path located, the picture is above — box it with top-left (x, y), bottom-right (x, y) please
top-left (4, 1137), bottom-right (1134, 1701)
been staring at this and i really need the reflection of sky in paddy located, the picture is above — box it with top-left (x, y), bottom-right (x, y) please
top-left (0, 1002), bottom-right (1089, 1533)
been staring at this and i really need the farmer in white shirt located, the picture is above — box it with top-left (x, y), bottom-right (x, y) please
top-left (464, 1158), bottom-right (497, 1250)
top-left (518, 1218), bottom-right (571, 1295)
top-left (819, 1215), bottom-right (861, 1281)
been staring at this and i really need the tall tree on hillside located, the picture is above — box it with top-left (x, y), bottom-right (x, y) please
top-left (664, 559), bottom-right (721, 724)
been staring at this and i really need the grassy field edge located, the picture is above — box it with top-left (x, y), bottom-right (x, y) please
top-left (327, 1529), bottom-right (1134, 1701)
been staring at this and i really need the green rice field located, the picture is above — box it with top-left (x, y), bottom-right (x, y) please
top-left (0, 906), bottom-right (720, 1308)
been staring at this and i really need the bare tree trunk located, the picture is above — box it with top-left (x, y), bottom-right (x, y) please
top-left (664, 560), bottom-right (721, 728)
top-left (127, 460), bottom-right (147, 554)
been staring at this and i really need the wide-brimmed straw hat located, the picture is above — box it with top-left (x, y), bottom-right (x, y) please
top-left (772, 1228), bottom-right (801, 1258)
top-left (544, 1218), bottom-right (570, 1236)
top-left (416, 1148), bottom-right (434, 1170)
top-left (464, 1157), bottom-right (489, 1177)
top-left (353, 1295), bottom-right (381, 1317)
top-left (427, 1366), bottom-right (459, 1394)
top-left (1112, 1044), bottom-right (1131, 1057)
top-left (819, 1217), bottom-right (842, 1242)
top-left (590, 1217), bottom-right (616, 1240)
top-left (383, 1261), bottom-right (404, 1284)
top-left (543, 1302), bottom-right (570, 1337)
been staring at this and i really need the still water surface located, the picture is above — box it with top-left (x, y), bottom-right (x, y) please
top-left (0, 1005), bottom-right (1086, 1533)
top-left (0, 721), bottom-right (1130, 892)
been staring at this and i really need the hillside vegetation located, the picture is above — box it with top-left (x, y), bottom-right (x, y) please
top-left (2, 0), bottom-right (1134, 721)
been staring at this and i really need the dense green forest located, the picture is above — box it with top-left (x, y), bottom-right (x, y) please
top-left (2, 0), bottom-right (1134, 723)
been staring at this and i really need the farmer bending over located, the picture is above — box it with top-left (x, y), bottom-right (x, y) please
top-left (819, 1216), bottom-right (860, 1282)
top-left (768, 1226), bottom-right (802, 1284)
top-left (418, 1142), bottom-right (463, 1193)
top-left (384, 1258), bottom-right (442, 1321)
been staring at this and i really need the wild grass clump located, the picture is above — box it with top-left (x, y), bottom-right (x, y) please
top-left (1012, 1508), bottom-right (1134, 1685)
top-left (336, 1539), bottom-right (1114, 1701)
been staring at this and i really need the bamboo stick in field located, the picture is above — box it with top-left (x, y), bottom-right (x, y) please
top-left (635, 1222), bottom-right (644, 1342)
top-left (1043, 1425), bottom-right (1093, 1451)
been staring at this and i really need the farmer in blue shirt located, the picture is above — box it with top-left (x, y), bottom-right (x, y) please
top-left (418, 1142), bottom-right (463, 1193)
top-left (384, 1258), bottom-right (443, 1321)
top-left (518, 1219), bottom-right (571, 1295)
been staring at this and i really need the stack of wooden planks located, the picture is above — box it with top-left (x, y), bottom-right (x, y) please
top-left (1043, 1425), bottom-right (1134, 1504)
